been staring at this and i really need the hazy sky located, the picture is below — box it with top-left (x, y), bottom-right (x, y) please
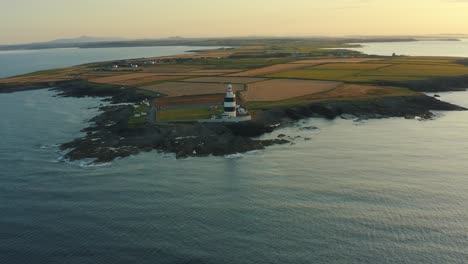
top-left (1, 0), bottom-right (468, 44)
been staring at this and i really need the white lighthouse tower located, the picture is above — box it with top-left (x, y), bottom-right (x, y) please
top-left (223, 83), bottom-right (237, 118)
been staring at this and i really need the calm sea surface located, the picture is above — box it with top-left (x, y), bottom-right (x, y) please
top-left (348, 38), bottom-right (468, 57)
top-left (0, 46), bottom-right (221, 78)
top-left (1, 45), bottom-right (468, 263)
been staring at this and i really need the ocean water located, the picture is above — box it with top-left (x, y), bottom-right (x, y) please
top-left (348, 39), bottom-right (468, 57)
top-left (0, 46), bottom-right (222, 78)
top-left (1, 44), bottom-right (468, 263)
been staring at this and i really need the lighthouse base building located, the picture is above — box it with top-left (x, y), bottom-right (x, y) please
top-left (200, 83), bottom-right (251, 123)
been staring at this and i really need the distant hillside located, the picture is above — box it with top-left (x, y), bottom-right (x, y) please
top-left (0, 36), bottom-right (422, 51)
top-left (47, 36), bottom-right (127, 44)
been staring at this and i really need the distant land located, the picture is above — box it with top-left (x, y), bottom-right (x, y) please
top-left (0, 35), bottom-right (465, 51)
top-left (46, 36), bottom-right (127, 44)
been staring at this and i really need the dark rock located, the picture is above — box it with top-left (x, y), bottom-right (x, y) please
top-left (60, 94), bottom-right (466, 163)
top-left (300, 126), bottom-right (318, 131)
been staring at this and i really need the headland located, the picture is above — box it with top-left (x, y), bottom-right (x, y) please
top-left (1, 38), bottom-right (468, 162)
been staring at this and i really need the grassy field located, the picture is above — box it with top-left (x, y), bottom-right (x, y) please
top-left (245, 84), bottom-right (418, 110)
top-left (140, 82), bottom-right (245, 97)
top-left (90, 73), bottom-right (157, 84)
top-left (241, 79), bottom-right (342, 102)
top-left (156, 94), bottom-right (224, 108)
top-left (180, 76), bottom-right (267, 84)
top-left (180, 58), bottom-right (296, 69)
top-left (289, 58), bottom-right (384, 64)
top-left (226, 63), bottom-right (313, 77)
top-left (267, 59), bottom-right (468, 83)
top-left (90, 74), bottom-right (190, 86)
top-left (158, 107), bottom-right (223, 121)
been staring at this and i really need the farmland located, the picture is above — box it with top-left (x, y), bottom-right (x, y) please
top-left (2, 38), bottom-right (468, 122)
top-left (90, 73), bottom-right (159, 84)
top-left (140, 82), bottom-right (245, 97)
top-left (156, 94), bottom-right (224, 108)
top-left (245, 84), bottom-right (418, 110)
top-left (226, 63), bottom-right (314, 77)
top-left (289, 58), bottom-right (384, 64)
top-left (267, 58), bottom-right (468, 82)
top-left (241, 79), bottom-right (342, 102)
top-left (158, 107), bottom-right (224, 121)
top-left (180, 76), bottom-right (266, 84)
top-left (90, 74), bottom-right (189, 86)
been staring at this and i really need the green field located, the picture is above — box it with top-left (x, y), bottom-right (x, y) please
top-left (158, 107), bottom-right (223, 121)
top-left (180, 58), bottom-right (295, 69)
top-left (267, 59), bottom-right (468, 83)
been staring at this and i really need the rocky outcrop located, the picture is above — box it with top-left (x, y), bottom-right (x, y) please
top-left (59, 94), bottom-right (465, 163)
top-left (2, 80), bottom-right (466, 162)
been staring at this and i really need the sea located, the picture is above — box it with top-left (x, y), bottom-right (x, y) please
top-left (348, 38), bottom-right (468, 57)
top-left (1, 43), bottom-right (468, 264)
top-left (0, 46), bottom-right (221, 78)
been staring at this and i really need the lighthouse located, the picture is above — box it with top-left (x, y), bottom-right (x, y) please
top-left (223, 83), bottom-right (237, 118)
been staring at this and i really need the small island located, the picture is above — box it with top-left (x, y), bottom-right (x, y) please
top-left (1, 38), bottom-right (468, 162)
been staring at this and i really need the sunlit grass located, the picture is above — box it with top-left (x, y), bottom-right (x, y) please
top-left (158, 107), bottom-right (223, 121)
top-left (266, 57), bottom-right (468, 83)
top-left (246, 84), bottom-right (417, 110)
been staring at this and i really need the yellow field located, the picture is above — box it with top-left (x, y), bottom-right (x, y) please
top-left (192, 69), bottom-right (243, 74)
top-left (226, 63), bottom-right (313, 77)
top-left (267, 61), bottom-right (468, 82)
top-left (268, 69), bottom-right (362, 81)
top-left (90, 73), bottom-right (157, 84)
top-left (145, 72), bottom-right (228, 76)
top-left (116, 75), bottom-right (190, 86)
top-left (0, 75), bottom-right (70, 84)
top-left (246, 84), bottom-right (417, 109)
top-left (140, 82), bottom-right (244, 97)
top-left (309, 63), bottom-right (391, 70)
top-left (290, 58), bottom-right (384, 64)
top-left (241, 79), bottom-right (342, 102)
top-left (142, 65), bottom-right (206, 73)
top-left (180, 76), bottom-right (267, 84)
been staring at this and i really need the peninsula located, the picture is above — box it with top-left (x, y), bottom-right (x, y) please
top-left (1, 38), bottom-right (468, 162)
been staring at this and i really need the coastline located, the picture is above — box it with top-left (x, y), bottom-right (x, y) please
top-left (1, 39), bottom-right (468, 162)
top-left (3, 79), bottom-right (463, 162)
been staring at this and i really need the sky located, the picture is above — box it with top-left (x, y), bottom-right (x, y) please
top-left (1, 0), bottom-right (468, 44)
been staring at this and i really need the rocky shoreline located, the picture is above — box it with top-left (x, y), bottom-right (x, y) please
top-left (59, 91), bottom-right (466, 162)
top-left (1, 80), bottom-right (467, 162)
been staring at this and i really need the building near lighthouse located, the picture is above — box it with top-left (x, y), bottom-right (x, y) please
top-left (199, 83), bottom-right (251, 123)
top-left (154, 83), bottom-right (251, 123)
top-left (212, 83), bottom-right (251, 122)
